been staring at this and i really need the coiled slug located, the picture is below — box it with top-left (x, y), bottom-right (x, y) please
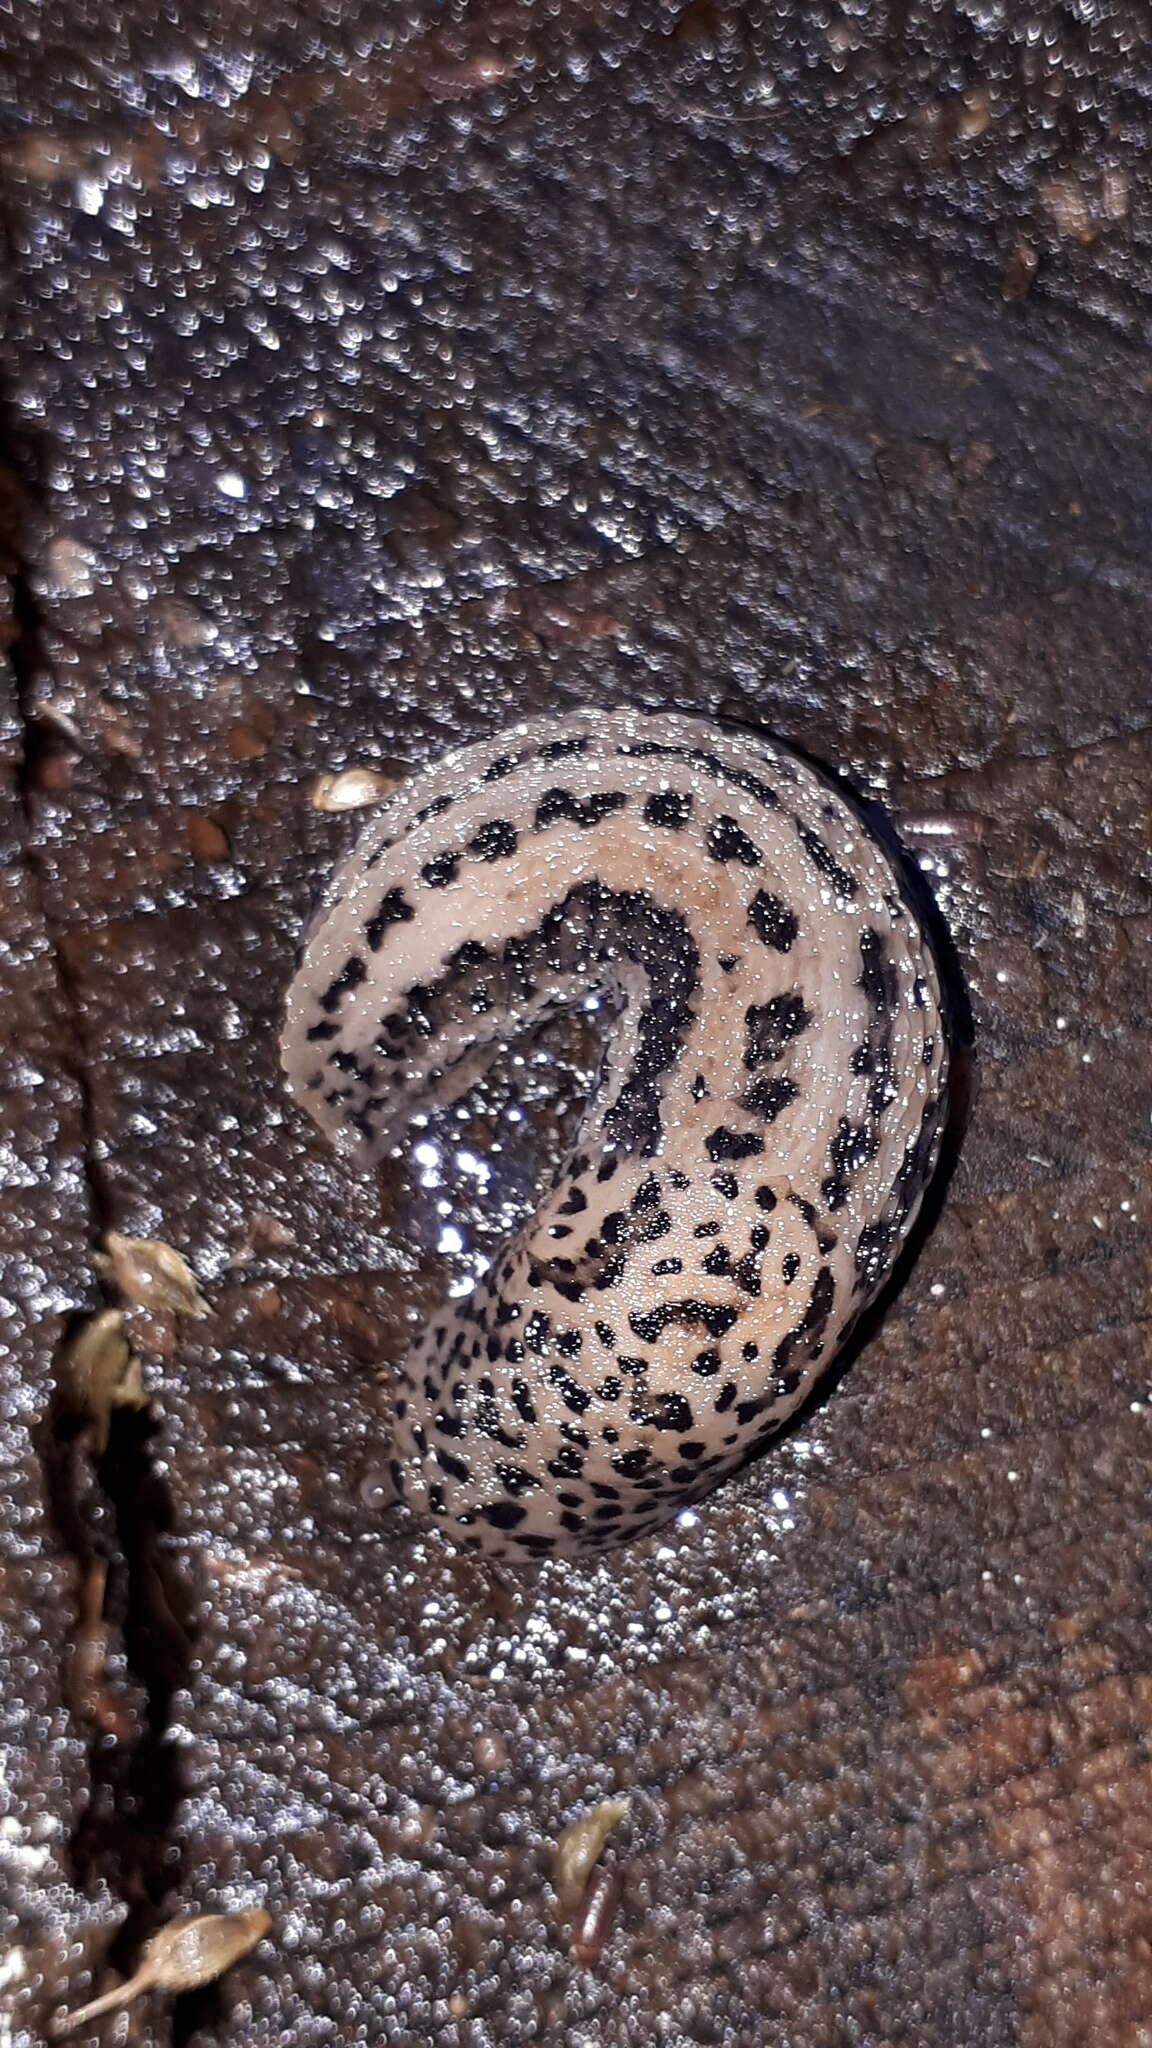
top-left (283, 708), bottom-right (949, 1561)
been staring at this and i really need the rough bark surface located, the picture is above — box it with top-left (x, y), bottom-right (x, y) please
top-left (2, 4), bottom-right (1151, 2044)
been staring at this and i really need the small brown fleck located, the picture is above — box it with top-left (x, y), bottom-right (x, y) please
top-left (225, 1211), bottom-right (297, 1267)
top-left (953, 440), bottom-right (995, 487)
top-left (226, 701), bottom-right (278, 759)
top-left (154, 598), bottom-right (218, 648)
top-left (473, 1731), bottom-right (509, 1774)
top-left (184, 811), bottom-right (231, 860)
top-left (1101, 167), bottom-right (1130, 222)
top-left (228, 724), bottom-right (270, 761)
top-left (66, 1560), bottom-right (138, 1742)
top-left (42, 535), bottom-right (99, 598)
top-left (32, 750), bottom-right (76, 793)
top-left (535, 605), bottom-right (623, 642)
top-left (955, 88), bottom-right (990, 140)
top-left (92, 703), bottom-right (144, 758)
top-left (1, 132), bottom-right (89, 182)
top-left (1002, 240), bottom-right (1038, 302)
top-left (96, 1233), bottom-right (210, 1319)
top-left (902, 1647), bottom-right (986, 1714)
top-left (23, 703), bottom-right (84, 791)
top-left (424, 54), bottom-right (517, 98)
top-left (395, 1804), bottom-right (438, 1847)
top-left (1037, 175), bottom-right (1096, 244)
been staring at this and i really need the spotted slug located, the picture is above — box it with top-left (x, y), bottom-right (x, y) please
top-left (283, 708), bottom-right (949, 1561)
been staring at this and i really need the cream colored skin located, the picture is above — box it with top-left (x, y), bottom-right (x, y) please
top-left (283, 709), bottom-right (948, 1561)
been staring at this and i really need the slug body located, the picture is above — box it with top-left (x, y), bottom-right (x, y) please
top-left (283, 709), bottom-right (949, 1561)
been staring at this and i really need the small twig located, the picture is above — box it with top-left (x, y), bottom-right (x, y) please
top-left (56, 1909), bottom-right (272, 2036)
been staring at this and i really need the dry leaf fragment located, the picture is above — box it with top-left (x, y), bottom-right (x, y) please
top-left (67, 1560), bottom-right (138, 1741)
top-left (226, 1210), bottom-right (297, 1267)
top-left (1101, 167), bottom-right (1130, 221)
top-left (61, 1309), bottom-right (148, 1453)
top-left (96, 1233), bottom-right (210, 1318)
top-left (312, 766), bottom-right (400, 811)
top-left (1037, 174), bottom-right (1095, 243)
top-left (571, 1864), bottom-right (624, 1965)
top-left (553, 1798), bottom-right (630, 1914)
top-left (56, 1909), bottom-right (272, 2035)
top-left (1002, 240), bottom-right (1038, 301)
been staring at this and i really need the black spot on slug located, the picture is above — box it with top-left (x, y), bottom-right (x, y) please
top-left (859, 927), bottom-right (898, 1014)
top-left (643, 789), bottom-right (693, 830)
top-left (535, 787), bottom-right (628, 831)
top-left (510, 1378), bottom-right (538, 1424)
top-left (319, 953), bottom-right (367, 1015)
top-left (797, 824), bottom-right (858, 899)
top-left (748, 890), bottom-right (798, 951)
top-left (772, 1267), bottom-right (836, 1382)
top-left (540, 734), bottom-right (591, 761)
top-left (744, 1075), bottom-right (800, 1123)
top-left (468, 818), bottom-right (519, 861)
top-left (628, 1299), bottom-right (739, 1343)
top-left (744, 994), bottom-right (811, 1068)
top-left (853, 1218), bottom-right (894, 1293)
top-left (707, 815), bottom-right (761, 866)
top-left (629, 1390), bottom-right (694, 1433)
top-left (364, 886), bottom-right (416, 951)
top-left (706, 1127), bottom-right (765, 1162)
top-left (421, 849), bottom-right (460, 888)
top-left (481, 1500), bottom-right (527, 1530)
top-left (436, 1447), bottom-right (472, 1483)
top-left (611, 1445), bottom-right (652, 1480)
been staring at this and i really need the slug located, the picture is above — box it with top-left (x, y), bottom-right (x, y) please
top-left (282, 708), bottom-right (949, 1561)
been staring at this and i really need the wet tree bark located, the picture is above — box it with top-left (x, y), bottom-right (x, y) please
top-left (2, 5), bottom-right (1151, 2043)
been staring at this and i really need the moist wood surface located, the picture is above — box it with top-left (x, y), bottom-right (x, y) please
top-left (1, 5), bottom-right (1151, 2044)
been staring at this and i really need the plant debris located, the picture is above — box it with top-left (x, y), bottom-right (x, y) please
top-left (225, 1210), bottom-right (297, 1268)
top-left (571, 1864), bottom-right (624, 1966)
top-left (96, 1233), bottom-right (210, 1318)
top-left (56, 1909), bottom-right (273, 2036)
top-left (553, 1798), bottom-right (630, 1916)
top-left (311, 766), bottom-right (400, 811)
top-left (60, 1308), bottom-right (148, 1454)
